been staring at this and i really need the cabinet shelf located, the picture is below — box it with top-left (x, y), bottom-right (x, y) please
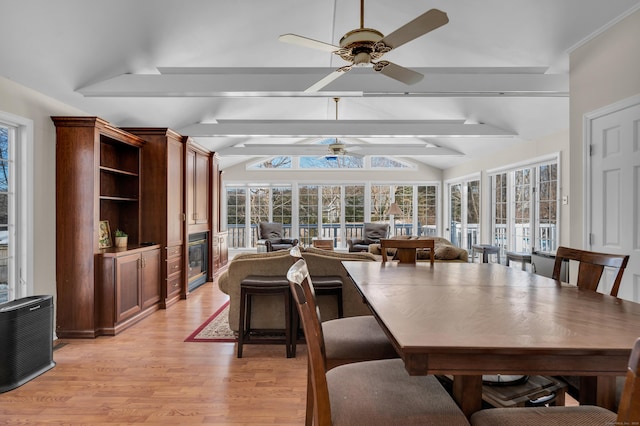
top-left (100, 196), bottom-right (139, 202)
top-left (100, 166), bottom-right (139, 177)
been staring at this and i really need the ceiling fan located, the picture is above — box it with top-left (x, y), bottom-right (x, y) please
top-left (279, 0), bottom-right (449, 92)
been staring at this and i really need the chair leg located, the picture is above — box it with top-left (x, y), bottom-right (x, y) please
top-left (237, 288), bottom-right (247, 358)
top-left (284, 288), bottom-right (292, 358)
top-left (305, 362), bottom-right (314, 426)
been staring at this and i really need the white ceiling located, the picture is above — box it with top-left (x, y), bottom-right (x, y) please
top-left (2, 0), bottom-right (639, 169)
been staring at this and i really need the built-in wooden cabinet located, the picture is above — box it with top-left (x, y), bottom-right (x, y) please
top-left (97, 246), bottom-right (161, 335)
top-left (124, 128), bottom-right (187, 307)
top-left (54, 116), bottom-right (162, 338)
top-left (212, 231), bottom-right (229, 273)
top-left (186, 140), bottom-right (211, 231)
top-left (55, 117), bottom-right (227, 338)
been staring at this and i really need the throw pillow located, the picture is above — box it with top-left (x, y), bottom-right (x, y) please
top-left (434, 245), bottom-right (463, 260)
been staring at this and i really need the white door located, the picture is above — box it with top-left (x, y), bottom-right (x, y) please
top-left (588, 96), bottom-right (640, 302)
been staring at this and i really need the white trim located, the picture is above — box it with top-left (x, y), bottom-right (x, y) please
top-left (0, 110), bottom-right (34, 300)
top-left (566, 4), bottom-right (640, 54)
top-left (582, 93), bottom-right (640, 249)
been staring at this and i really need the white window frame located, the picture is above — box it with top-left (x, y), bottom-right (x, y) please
top-left (487, 153), bottom-right (561, 256)
top-left (0, 111), bottom-right (34, 302)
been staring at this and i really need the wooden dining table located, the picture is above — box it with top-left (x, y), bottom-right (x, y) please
top-left (342, 260), bottom-right (640, 417)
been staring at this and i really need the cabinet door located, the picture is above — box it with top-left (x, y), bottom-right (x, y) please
top-left (186, 149), bottom-right (196, 226)
top-left (116, 252), bottom-right (142, 323)
top-left (141, 248), bottom-right (161, 309)
top-left (194, 152), bottom-right (210, 225)
top-left (167, 138), bottom-right (184, 246)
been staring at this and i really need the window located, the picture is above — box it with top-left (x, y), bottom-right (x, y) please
top-left (344, 185), bottom-right (365, 241)
top-left (447, 178), bottom-right (480, 251)
top-left (393, 185), bottom-right (413, 236)
top-left (271, 185), bottom-right (292, 229)
top-left (490, 157), bottom-right (559, 256)
top-left (225, 182), bottom-right (438, 249)
top-left (298, 185), bottom-right (319, 246)
top-left (417, 185), bottom-right (437, 236)
top-left (225, 186), bottom-right (246, 247)
top-left (0, 112), bottom-right (33, 304)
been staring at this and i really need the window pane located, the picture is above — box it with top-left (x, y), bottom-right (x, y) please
top-left (394, 185), bottom-right (413, 236)
top-left (250, 187), bottom-right (270, 226)
top-left (370, 185), bottom-right (391, 223)
top-left (417, 185), bottom-right (437, 236)
top-left (513, 169), bottom-right (531, 252)
top-left (449, 183), bottom-right (462, 247)
top-left (272, 186), bottom-right (292, 237)
top-left (298, 185), bottom-right (319, 245)
top-left (536, 163), bottom-right (558, 252)
top-left (493, 173), bottom-right (507, 250)
top-left (226, 187), bottom-right (246, 248)
top-left (344, 185), bottom-right (365, 241)
top-left (467, 180), bottom-right (480, 247)
top-left (321, 186), bottom-right (341, 245)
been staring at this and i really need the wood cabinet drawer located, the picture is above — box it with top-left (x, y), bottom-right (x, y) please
top-left (166, 245), bottom-right (182, 259)
top-left (167, 273), bottom-right (182, 297)
top-left (167, 255), bottom-right (183, 275)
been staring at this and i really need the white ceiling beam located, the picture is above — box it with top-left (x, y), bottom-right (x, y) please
top-left (77, 67), bottom-right (568, 97)
top-left (218, 144), bottom-right (463, 156)
top-left (178, 120), bottom-right (515, 138)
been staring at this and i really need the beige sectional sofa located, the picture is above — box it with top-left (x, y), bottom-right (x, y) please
top-left (218, 247), bottom-right (377, 333)
top-left (368, 236), bottom-right (469, 262)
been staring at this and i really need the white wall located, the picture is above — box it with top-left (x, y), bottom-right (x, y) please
top-left (569, 8), bottom-right (640, 247)
top-left (0, 75), bottom-right (86, 319)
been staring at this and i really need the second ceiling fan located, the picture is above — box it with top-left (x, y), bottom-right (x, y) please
top-left (279, 0), bottom-right (449, 92)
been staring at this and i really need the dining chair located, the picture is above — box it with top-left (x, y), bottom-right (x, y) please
top-left (552, 246), bottom-right (630, 407)
top-left (289, 247), bottom-right (399, 425)
top-left (553, 246), bottom-right (629, 296)
top-left (380, 238), bottom-right (435, 264)
top-left (470, 337), bottom-right (640, 426)
top-left (287, 258), bottom-right (470, 426)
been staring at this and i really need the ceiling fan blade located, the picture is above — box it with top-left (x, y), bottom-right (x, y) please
top-left (376, 62), bottom-right (423, 85)
top-left (378, 9), bottom-right (448, 50)
top-left (279, 33), bottom-right (340, 53)
top-left (305, 69), bottom-right (348, 92)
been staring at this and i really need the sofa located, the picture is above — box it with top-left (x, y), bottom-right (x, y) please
top-left (368, 235), bottom-right (469, 262)
top-left (218, 247), bottom-right (377, 333)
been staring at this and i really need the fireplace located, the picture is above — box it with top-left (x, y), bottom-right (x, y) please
top-left (188, 232), bottom-right (208, 292)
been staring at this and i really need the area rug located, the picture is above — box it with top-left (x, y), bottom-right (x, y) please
top-left (184, 300), bottom-right (236, 342)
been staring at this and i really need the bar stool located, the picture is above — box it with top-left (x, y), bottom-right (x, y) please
top-left (472, 244), bottom-right (501, 263)
top-left (237, 275), bottom-right (295, 358)
top-left (506, 251), bottom-right (532, 271)
top-left (310, 276), bottom-right (344, 318)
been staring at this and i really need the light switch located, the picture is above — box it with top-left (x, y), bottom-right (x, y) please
top-left (562, 196), bottom-right (568, 205)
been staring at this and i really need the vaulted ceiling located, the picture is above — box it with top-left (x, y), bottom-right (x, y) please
top-left (2, 0), bottom-right (639, 169)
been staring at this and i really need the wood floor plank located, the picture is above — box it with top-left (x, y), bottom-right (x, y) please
top-left (0, 280), bottom-right (307, 424)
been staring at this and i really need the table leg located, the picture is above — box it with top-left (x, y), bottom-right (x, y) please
top-left (452, 375), bottom-right (483, 418)
top-left (396, 247), bottom-right (417, 263)
top-left (579, 376), bottom-right (617, 410)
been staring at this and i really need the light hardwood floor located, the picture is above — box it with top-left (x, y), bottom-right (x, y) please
top-left (0, 280), bottom-right (308, 425)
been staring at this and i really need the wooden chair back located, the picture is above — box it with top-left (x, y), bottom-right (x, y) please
top-left (616, 337), bottom-right (640, 424)
top-left (552, 246), bottom-right (629, 296)
top-left (380, 238), bottom-right (435, 265)
top-left (287, 259), bottom-right (331, 426)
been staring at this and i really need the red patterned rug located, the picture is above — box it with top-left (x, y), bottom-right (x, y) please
top-left (184, 300), bottom-right (236, 342)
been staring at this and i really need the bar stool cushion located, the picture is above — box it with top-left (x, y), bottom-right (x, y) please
top-left (323, 316), bottom-right (398, 368)
top-left (470, 405), bottom-right (616, 426)
top-left (328, 358), bottom-right (470, 426)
